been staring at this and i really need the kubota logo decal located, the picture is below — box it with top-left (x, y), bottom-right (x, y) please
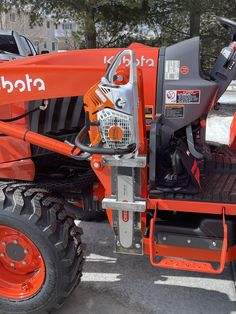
top-left (122, 210), bottom-right (129, 223)
top-left (104, 55), bottom-right (155, 67)
top-left (0, 74), bottom-right (46, 93)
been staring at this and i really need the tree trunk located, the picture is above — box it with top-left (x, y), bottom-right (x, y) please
top-left (85, 10), bottom-right (97, 49)
top-left (189, 4), bottom-right (201, 37)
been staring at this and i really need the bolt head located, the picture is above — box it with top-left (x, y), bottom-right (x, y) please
top-left (116, 75), bottom-right (124, 82)
top-left (24, 249), bottom-right (28, 254)
top-left (10, 262), bottom-right (15, 267)
top-left (13, 240), bottom-right (18, 245)
top-left (162, 236), bottom-right (167, 241)
top-left (1, 242), bottom-right (6, 246)
top-left (212, 241), bottom-right (217, 247)
top-left (135, 243), bottom-right (141, 249)
top-left (22, 261), bottom-right (27, 265)
top-left (93, 162), bottom-right (101, 169)
top-left (116, 241), bottom-right (120, 247)
top-left (0, 253), bottom-right (5, 257)
top-left (187, 239), bottom-right (191, 244)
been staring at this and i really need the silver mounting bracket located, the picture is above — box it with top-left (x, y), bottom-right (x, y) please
top-left (102, 155), bottom-right (146, 255)
top-left (102, 197), bottom-right (146, 212)
top-left (102, 155), bottom-right (146, 168)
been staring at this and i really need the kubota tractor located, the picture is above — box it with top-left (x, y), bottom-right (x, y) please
top-left (0, 16), bottom-right (236, 314)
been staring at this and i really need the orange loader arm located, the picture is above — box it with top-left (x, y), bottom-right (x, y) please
top-left (0, 47), bottom-right (158, 175)
top-left (0, 52), bottom-right (106, 160)
top-left (0, 45), bottom-right (158, 107)
top-left (0, 66), bottom-right (103, 159)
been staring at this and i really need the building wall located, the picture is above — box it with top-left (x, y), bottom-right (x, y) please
top-left (0, 9), bottom-right (80, 52)
top-left (0, 9), bottom-right (58, 53)
top-left (55, 20), bottom-right (79, 50)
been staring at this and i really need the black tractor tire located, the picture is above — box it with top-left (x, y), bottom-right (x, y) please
top-left (0, 182), bottom-right (83, 314)
top-left (76, 209), bottom-right (107, 222)
top-left (66, 202), bottom-right (107, 222)
top-left (34, 170), bottom-right (107, 222)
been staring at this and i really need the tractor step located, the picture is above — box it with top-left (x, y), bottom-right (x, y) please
top-left (149, 207), bottom-right (228, 274)
top-left (156, 258), bottom-right (217, 273)
top-left (154, 211), bottom-right (236, 249)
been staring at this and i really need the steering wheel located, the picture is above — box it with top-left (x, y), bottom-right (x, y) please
top-left (217, 16), bottom-right (236, 40)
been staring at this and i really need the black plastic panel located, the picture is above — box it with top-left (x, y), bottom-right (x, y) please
top-left (28, 96), bottom-right (84, 155)
top-left (161, 37), bottom-right (218, 132)
top-left (154, 212), bottom-right (236, 247)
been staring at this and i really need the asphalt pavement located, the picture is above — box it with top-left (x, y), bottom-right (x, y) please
top-left (57, 220), bottom-right (236, 314)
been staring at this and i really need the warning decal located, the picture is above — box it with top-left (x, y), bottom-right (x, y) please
top-left (165, 90), bottom-right (200, 104)
top-left (165, 105), bottom-right (184, 119)
top-left (165, 60), bottom-right (180, 80)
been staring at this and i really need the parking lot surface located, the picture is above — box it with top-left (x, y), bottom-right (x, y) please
top-left (57, 221), bottom-right (236, 314)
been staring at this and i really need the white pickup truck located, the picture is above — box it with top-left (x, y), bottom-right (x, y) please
top-left (0, 30), bottom-right (38, 62)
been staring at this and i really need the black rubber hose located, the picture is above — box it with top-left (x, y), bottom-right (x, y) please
top-left (0, 106), bottom-right (42, 136)
top-left (0, 106), bottom-right (41, 123)
top-left (75, 126), bottom-right (136, 155)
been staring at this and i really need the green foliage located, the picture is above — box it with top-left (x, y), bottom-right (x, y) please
top-left (9, 0), bottom-right (151, 48)
top-left (147, 0), bottom-right (236, 73)
top-left (5, 0), bottom-right (236, 73)
top-left (0, 0), bottom-right (12, 12)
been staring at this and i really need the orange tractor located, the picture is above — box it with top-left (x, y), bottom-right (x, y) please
top-left (0, 16), bottom-right (236, 313)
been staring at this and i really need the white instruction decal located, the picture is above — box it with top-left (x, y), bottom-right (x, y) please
top-left (165, 60), bottom-right (180, 80)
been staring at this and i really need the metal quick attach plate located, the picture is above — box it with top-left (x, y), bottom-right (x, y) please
top-left (102, 197), bottom-right (146, 212)
top-left (102, 156), bottom-right (146, 168)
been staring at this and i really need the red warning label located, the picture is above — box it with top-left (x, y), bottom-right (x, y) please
top-left (165, 90), bottom-right (200, 104)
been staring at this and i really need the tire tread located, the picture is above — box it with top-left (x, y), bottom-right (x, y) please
top-left (0, 181), bottom-right (83, 313)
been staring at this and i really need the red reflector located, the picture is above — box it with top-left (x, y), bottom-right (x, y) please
top-left (180, 66), bottom-right (189, 75)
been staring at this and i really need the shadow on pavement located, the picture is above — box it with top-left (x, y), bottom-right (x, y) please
top-left (57, 221), bottom-right (236, 314)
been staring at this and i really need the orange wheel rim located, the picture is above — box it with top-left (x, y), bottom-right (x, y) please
top-left (0, 225), bottom-right (45, 300)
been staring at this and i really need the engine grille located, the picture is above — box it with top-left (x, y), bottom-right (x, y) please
top-left (97, 108), bottom-right (134, 149)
